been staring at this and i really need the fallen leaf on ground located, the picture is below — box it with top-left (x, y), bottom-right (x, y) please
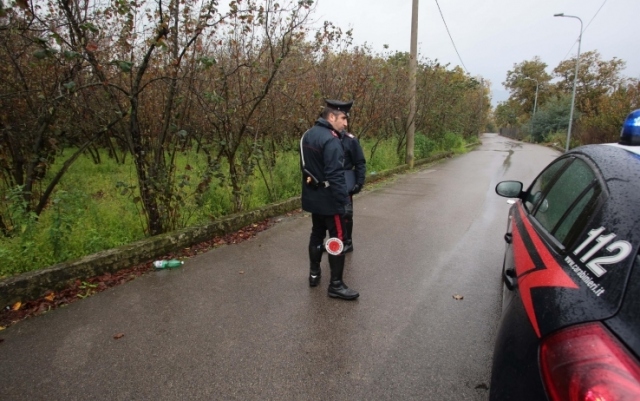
top-left (11, 302), bottom-right (21, 311)
top-left (239, 271), bottom-right (244, 274)
top-left (453, 294), bottom-right (464, 300)
top-left (44, 293), bottom-right (55, 302)
top-left (113, 333), bottom-right (125, 339)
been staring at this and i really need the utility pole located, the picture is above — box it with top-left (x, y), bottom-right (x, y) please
top-left (406, 0), bottom-right (418, 168)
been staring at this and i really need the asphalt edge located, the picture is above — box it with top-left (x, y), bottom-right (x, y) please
top-left (0, 150), bottom-right (458, 307)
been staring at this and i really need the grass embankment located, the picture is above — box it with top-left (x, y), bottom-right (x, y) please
top-left (0, 133), bottom-right (474, 278)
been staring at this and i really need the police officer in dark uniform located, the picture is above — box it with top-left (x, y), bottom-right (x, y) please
top-left (341, 130), bottom-right (366, 253)
top-left (300, 99), bottom-right (359, 300)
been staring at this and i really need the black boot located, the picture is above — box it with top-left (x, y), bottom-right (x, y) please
top-left (308, 245), bottom-right (323, 287)
top-left (328, 254), bottom-right (359, 300)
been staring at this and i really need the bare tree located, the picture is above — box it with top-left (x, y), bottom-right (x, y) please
top-left (192, 0), bottom-right (316, 212)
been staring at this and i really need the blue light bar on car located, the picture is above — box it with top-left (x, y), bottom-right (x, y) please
top-left (620, 109), bottom-right (640, 146)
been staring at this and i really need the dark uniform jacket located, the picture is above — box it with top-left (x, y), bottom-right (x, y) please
top-left (300, 118), bottom-right (350, 215)
top-left (341, 132), bottom-right (366, 192)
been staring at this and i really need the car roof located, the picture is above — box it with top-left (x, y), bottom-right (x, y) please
top-left (603, 143), bottom-right (640, 156)
top-left (570, 143), bottom-right (640, 183)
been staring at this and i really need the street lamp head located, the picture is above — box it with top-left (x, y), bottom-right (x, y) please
top-left (554, 13), bottom-right (564, 17)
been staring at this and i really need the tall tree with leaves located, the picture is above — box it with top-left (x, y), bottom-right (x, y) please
top-left (576, 78), bottom-right (640, 144)
top-left (554, 50), bottom-right (627, 118)
top-left (503, 56), bottom-right (552, 118)
top-left (494, 99), bottom-right (521, 128)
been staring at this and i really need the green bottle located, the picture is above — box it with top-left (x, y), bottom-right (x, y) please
top-left (153, 259), bottom-right (184, 269)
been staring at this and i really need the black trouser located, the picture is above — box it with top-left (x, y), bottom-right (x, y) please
top-left (343, 195), bottom-right (353, 243)
top-left (309, 213), bottom-right (346, 247)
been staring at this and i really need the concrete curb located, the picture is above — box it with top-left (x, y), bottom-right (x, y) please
top-left (0, 150), bottom-right (456, 307)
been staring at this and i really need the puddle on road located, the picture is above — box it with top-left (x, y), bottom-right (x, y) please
top-left (503, 149), bottom-right (514, 171)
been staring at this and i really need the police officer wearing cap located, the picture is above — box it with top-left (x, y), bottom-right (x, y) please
top-left (300, 99), bottom-right (359, 300)
top-left (341, 129), bottom-right (366, 253)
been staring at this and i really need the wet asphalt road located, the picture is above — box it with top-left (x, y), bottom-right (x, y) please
top-left (0, 134), bottom-right (560, 401)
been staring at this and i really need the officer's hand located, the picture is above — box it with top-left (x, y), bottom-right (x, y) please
top-left (350, 184), bottom-right (361, 195)
top-left (343, 203), bottom-right (353, 219)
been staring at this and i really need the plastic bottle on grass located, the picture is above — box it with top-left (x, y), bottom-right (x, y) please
top-left (153, 259), bottom-right (184, 269)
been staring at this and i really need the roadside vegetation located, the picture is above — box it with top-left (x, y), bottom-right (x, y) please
top-left (0, 0), bottom-right (488, 278)
top-left (0, 135), bottom-right (469, 277)
top-left (494, 52), bottom-right (640, 147)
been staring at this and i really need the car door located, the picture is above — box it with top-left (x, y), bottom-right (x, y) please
top-left (501, 157), bottom-right (573, 309)
top-left (491, 156), bottom-right (604, 400)
top-left (508, 156), bottom-right (604, 333)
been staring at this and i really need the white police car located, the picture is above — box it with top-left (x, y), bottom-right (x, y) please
top-left (490, 110), bottom-right (640, 400)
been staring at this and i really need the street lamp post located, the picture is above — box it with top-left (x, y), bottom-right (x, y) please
top-left (524, 77), bottom-right (539, 117)
top-left (554, 12), bottom-right (583, 152)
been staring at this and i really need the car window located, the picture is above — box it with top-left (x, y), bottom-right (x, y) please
top-left (553, 186), bottom-right (597, 244)
top-left (524, 158), bottom-right (570, 212)
top-left (533, 158), bottom-right (598, 245)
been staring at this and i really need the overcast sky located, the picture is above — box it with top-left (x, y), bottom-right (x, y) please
top-left (310, 0), bottom-right (639, 106)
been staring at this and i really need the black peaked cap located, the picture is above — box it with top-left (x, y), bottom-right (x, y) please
top-left (325, 99), bottom-right (353, 115)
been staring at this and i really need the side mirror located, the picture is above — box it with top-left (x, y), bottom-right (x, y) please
top-left (496, 181), bottom-right (523, 199)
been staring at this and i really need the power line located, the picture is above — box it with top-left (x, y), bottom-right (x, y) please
top-left (561, 0), bottom-right (609, 61)
top-left (434, 0), bottom-right (468, 73)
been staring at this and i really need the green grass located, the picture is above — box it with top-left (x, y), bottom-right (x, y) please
top-left (0, 132), bottom-right (471, 278)
top-left (0, 157), bottom-right (145, 277)
top-left (361, 137), bottom-right (404, 173)
top-left (0, 148), bottom-right (300, 277)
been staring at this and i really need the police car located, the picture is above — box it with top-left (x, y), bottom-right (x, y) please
top-left (490, 109), bottom-right (640, 400)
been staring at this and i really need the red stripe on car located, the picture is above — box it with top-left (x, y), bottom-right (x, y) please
top-left (512, 203), bottom-right (578, 337)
